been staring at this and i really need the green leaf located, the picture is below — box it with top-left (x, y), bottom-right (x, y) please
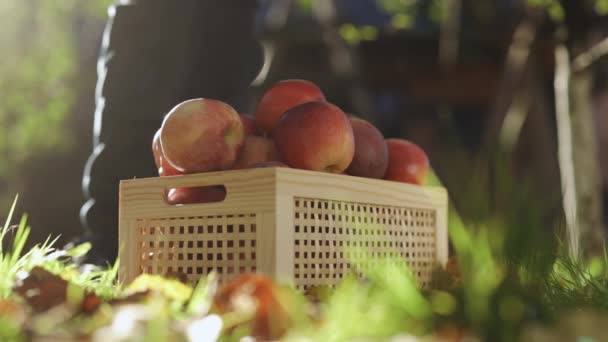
top-left (186, 272), bottom-right (217, 316)
top-left (596, 0), bottom-right (608, 15)
top-left (0, 317), bottom-right (24, 342)
top-left (126, 274), bottom-right (193, 304)
top-left (65, 243), bottom-right (92, 258)
top-left (0, 195), bottom-right (19, 255)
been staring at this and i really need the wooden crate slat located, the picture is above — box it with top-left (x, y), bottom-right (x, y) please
top-left (118, 168), bottom-right (448, 289)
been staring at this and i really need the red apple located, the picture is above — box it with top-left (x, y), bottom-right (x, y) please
top-left (158, 155), bottom-right (182, 176)
top-left (384, 139), bottom-right (429, 185)
top-left (275, 101), bottom-right (355, 173)
top-left (154, 128), bottom-right (183, 176)
top-left (233, 136), bottom-right (279, 169)
top-left (160, 98), bottom-right (244, 173)
top-left (166, 186), bottom-right (226, 205)
top-left (250, 161), bottom-right (289, 168)
top-left (345, 118), bottom-right (388, 179)
top-left (255, 79), bottom-right (325, 135)
top-left (152, 129), bottom-right (162, 169)
top-left (240, 113), bottom-right (257, 136)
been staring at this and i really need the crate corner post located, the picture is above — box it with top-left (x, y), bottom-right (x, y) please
top-left (274, 171), bottom-right (296, 284)
top-left (118, 180), bottom-right (139, 286)
top-left (435, 188), bottom-right (449, 268)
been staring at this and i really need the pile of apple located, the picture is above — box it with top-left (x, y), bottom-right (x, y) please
top-left (152, 79), bottom-right (429, 204)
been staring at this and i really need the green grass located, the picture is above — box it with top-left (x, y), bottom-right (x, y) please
top-left (2, 176), bottom-right (608, 342)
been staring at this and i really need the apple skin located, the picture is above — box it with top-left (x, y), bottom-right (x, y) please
top-left (255, 79), bottom-right (325, 135)
top-left (233, 136), bottom-right (279, 169)
top-left (160, 98), bottom-right (244, 173)
top-left (158, 156), bottom-right (182, 176)
top-left (250, 161), bottom-right (289, 168)
top-left (345, 118), bottom-right (388, 179)
top-left (152, 129), bottom-right (162, 169)
top-left (240, 113), bottom-right (257, 136)
top-left (383, 139), bottom-right (429, 185)
top-left (166, 186), bottom-right (226, 205)
top-left (153, 128), bottom-right (183, 176)
top-left (274, 101), bottom-right (355, 173)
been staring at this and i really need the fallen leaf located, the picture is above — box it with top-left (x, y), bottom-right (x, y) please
top-left (125, 274), bottom-right (192, 303)
top-left (13, 267), bottom-right (68, 312)
top-left (213, 273), bottom-right (292, 341)
top-left (446, 257), bottom-right (461, 284)
top-left (0, 299), bottom-right (28, 327)
top-left (108, 290), bottom-right (150, 306)
top-left (81, 293), bottom-right (102, 315)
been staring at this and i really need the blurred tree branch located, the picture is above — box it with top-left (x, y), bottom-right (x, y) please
top-left (439, 0), bottom-right (461, 68)
top-left (554, 44), bottom-right (580, 257)
top-left (312, 0), bottom-right (374, 120)
top-left (573, 36), bottom-right (608, 72)
top-left (555, 0), bottom-right (606, 257)
top-left (476, 10), bottom-right (543, 174)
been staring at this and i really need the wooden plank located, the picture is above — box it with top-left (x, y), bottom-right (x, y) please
top-left (275, 168), bottom-right (447, 209)
top-left (275, 176), bottom-right (295, 283)
top-left (435, 199), bottom-right (449, 268)
top-left (257, 212), bottom-right (277, 276)
top-left (118, 184), bottom-right (138, 285)
top-left (118, 167), bottom-right (449, 288)
top-left (119, 168), bottom-right (277, 219)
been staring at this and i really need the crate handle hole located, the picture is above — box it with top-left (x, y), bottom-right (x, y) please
top-left (165, 185), bottom-right (227, 205)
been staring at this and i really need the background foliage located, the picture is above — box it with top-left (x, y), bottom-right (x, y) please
top-left (0, 0), bottom-right (111, 177)
top-left (1, 0), bottom-right (607, 256)
top-left (0, 0), bottom-right (112, 244)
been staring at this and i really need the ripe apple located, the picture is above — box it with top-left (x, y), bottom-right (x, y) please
top-left (383, 139), bottom-right (429, 185)
top-left (158, 156), bottom-right (182, 176)
top-left (160, 98), bottom-right (244, 173)
top-left (274, 101), bottom-right (354, 173)
top-left (233, 136), bottom-right (279, 169)
top-left (255, 79), bottom-right (325, 135)
top-left (152, 129), bottom-right (162, 169)
top-left (345, 118), bottom-right (388, 179)
top-left (213, 273), bottom-right (291, 340)
top-left (250, 161), bottom-right (289, 168)
top-left (166, 186), bottom-right (226, 205)
top-left (153, 128), bottom-right (183, 176)
top-left (240, 113), bottom-right (257, 136)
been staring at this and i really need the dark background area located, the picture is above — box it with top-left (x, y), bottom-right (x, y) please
top-left (1, 0), bottom-right (607, 253)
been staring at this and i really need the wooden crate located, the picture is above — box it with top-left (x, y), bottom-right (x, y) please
top-left (118, 167), bottom-right (448, 289)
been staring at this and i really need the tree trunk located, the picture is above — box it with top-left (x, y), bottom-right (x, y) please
top-left (569, 67), bottom-right (605, 256)
top-left (555, 42), bottom-right (605, 258)
top-left (555, 0), bottom-right (605, 257)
